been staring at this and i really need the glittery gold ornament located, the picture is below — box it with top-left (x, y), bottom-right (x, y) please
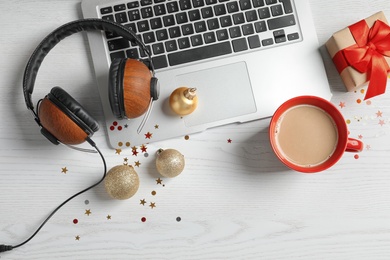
top-left (156, 149), bottom-right (185, 178)
top-left (104, 165), bottom-right (140, 200)
top-left (169, 87), bottom-right (198, 116)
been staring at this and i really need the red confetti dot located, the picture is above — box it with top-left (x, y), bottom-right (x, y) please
top-left (113, 121), bottom-right (118, 126)
top-left (141, 217), bottom-right (146, 222)
top-left (73, 219), bottom-right (78, 224)
top-left (354, 154), bottom-right (359, 159)
top-left (110, 126), bottom-right (115, 131)
top-left (118, 126), bottom-right (123, 131)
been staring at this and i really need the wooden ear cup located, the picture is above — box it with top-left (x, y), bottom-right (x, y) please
top-left (122, 59), bottom-right (153, 119)
top-left (38, 98), bottom-right (88, 145)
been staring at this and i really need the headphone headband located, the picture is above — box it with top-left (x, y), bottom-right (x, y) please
top-left (23, 18), bottom-right (153, 112)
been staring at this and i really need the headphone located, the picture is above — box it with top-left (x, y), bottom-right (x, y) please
top-left (22, 18), bottom-right (159, 146)
top-left (0, 19), bottom-right (160, 253)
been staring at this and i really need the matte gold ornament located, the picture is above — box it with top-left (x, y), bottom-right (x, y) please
top-left (156, 149), bottom-right (185, 178)
top-left (104, 165), bottom-right (140, 200)
top-left (169, 87), bottom-right (198, 116)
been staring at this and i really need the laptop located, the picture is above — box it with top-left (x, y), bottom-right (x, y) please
top-left (81, 0), bottom-right (331, 147)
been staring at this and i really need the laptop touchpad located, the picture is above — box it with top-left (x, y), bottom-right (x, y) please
top-left (175, 62), bottom-right (257, 127)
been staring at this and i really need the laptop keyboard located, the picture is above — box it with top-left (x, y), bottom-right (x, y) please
top-left (100, 0), bottom-right (300, 70)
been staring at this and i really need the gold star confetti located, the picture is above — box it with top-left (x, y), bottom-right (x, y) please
top-left (107, 215), bottom-right (111, 220)
top-left (85, 209), bottom-right (92, 216)
top-left (75, 235), bottom-right (80, 241)
top-left (140, 199), bottom-right (147, 205)
top-left (155, 124), bottom-right (159, 129)
top-left (134, 161), bottom-right (141, 167)
top-left (149, 202), bottom-right (156, 209)
top-left (115, 149), bottom-right (122, 155)
top-left (156, 178), bottom-right (163, 185)
top-left (61, 167), bottom-right (68, 174)
top-left (124, 157), bottom-right (128, 163)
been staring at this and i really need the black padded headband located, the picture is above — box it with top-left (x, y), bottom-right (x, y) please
top-left (23, 18), bottom-right (153, 111)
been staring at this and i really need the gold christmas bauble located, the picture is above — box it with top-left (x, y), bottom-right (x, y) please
top-left (169, 87), bottom-right (198, 116)
top-left (156, 149), bottom-right (185, 178)
top-left (104, 165), bottom-right (140, 200)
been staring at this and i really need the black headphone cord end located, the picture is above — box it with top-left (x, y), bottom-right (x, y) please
top-left (0, 244), bottom-right (13, 253)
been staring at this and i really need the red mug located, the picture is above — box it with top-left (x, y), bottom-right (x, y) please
top-left (269, 96), bottom-right (363, 173)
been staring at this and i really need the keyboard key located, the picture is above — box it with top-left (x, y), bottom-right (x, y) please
top-left (127, 2), bottom-right (140, 9)
top-left (229, 26), bottom-right (241, 38)
top-left (248, 35), bottom-right (261, 48)
top-left (194, 21), bottom-right (207, 32)
top-left (287, 32), bottom-right (299, 41)
top-left (150, 17), bottom-right (163, 29)
top-left (227, 2), bottom-right (239, 13)
top-left (169, 26), bottom-right (181, 38)
top-left (168, 41), bottom-right (232, 66)
top-left (156, 29), bottom-right (169, 40)
top-left (216, 28), bottom-right (229, 41)
top-left (189, 9), bottom-right (201, 21)
top-left (252, 0), bottom-right (264, 8)
top-left (214, 4), bottom-right (226, 15)
top-left (115, 12), bottom-right (128, 23)
top-left (271, 4), bottom-right (283, 16)
top-left (258, 7), bottom-right (270, 19)
top-left (182, 23), bottom-right (195, 35)
top-left (152, 43), bottom-right (165, 54)
top-left (233, 13), bottom-right (245, 24)
top-left (143, 31), bottom-right (156, 43)
top-left (165, 40), bottom-right (178, 52)
top-left (154, 4), bottom-right (167, 15)
top-left (126, 49), bottom-right (139, 59)
top-left (180, 0), bottom-right (192, 10)
top-left (205, 0), bottom-right (217, 5)
top-left (239, 0), bottom-right (252, 10)
top-left (163, 15), bottom-right (175, 26)
top-left (267, 14), bottom-right (295, 30)
top-left (137, 20), bottom-right (150, 32)
top-left (232, 38), bottom-right (248, 52)
top-left (167, 2), bottom-right (179, 13)
top-left (207, 18), bottom-right (220, 30)
top-left (245, 10), bottom-right (257, 22)
top-left (141, 0), bottom-right (153, 6)
top-left (265, 0), bottom-right (277, 4)
top-left (141, 7), bottom-right (153, 18)
top-left (100, 7), bottom-right (113, 14)
top-left (203, 31), bottom-right (216, 43)
top-left (176, 12), bottom-right (188, 24)
top-left (114, 4), bottom-right (126, 11)
top-left (128, 10), bottom-right (141, 21)
top-left (201, 7), bottom-right (213, 18)
top-left (220, 15), bottom-right (233, 27)
top-left (280, 0), bottom-right (293, 13)
top-left (108, 38), bottom-right (130, 51)
top-left (178, 37), bottom-right (191, 49)
top-left (152, 55), bottom-right (168, 69)
top-left (191, 34), bottom-right (203, 46)
top-left (254, 20), bottom-right (266, 32)
top-left (262, 38), bottom-right (273, 46)
top-left (192, 0), bottom-right (205, 7)
top-left (242, 23), bottom-right (254, 35)
top-left (110, 51), bottom-right (125, 61)
top-left (102, 15), bottom-right (114, 22)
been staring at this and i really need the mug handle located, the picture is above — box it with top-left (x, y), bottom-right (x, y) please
top-left (346, 138), bottom-right (364, 152)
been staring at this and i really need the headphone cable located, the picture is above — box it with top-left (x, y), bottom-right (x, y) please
top-left (0, 138), bottom-right (107, 252)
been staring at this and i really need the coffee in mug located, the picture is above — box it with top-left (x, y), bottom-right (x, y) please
top-left (269, 96), bottom-right (363, 173)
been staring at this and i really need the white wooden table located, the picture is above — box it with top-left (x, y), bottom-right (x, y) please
top-left (1, 1), bottom-right (389, 259)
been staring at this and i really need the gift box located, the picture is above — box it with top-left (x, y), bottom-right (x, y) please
top-left (326, 11), bottom-right (390, 99)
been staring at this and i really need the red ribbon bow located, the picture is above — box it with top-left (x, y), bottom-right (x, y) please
top-left (333, 19), bottom-right (390, 100)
